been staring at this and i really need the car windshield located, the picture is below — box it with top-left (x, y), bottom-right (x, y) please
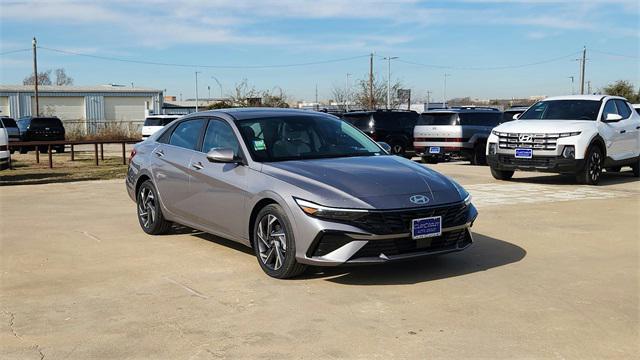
top-left (236, 115), bottom-right (384, 162)
top-left (417, 113), bottom-right (457, 125)
top-left (30, 117), bottom-right (63, 129)
top-left (519, 100), bottom-right (601, 121)
top-left (1, 118), bottom-right (17, 128)
top-left (144, 117), bottom-right (177, 126)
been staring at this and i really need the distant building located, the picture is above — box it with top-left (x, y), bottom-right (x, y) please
top-left (0, 84), bottom-right (163, 126)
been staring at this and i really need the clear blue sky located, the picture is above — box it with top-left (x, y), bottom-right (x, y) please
top-left (1, 0), bottom-right (638, 102)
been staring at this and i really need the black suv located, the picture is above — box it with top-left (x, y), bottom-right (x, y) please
top-left (413, 107), bottom-right (504, 165)
top-left (17, 116), bottom-right (66, 153)
top-left (342, 110), bottom-right (419, 156)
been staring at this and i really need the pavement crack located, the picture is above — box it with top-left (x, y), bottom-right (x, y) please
top-left (34, 344), bottom-right (46, 360)
top-left (78, 231), bottom-right (101, 242)
top-left (164, 277), bottom-right (208, 299)
top-left (4, 310), bottom-right (23, 340)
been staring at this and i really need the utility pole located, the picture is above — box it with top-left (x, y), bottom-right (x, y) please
top-left (443, 74), bottom-right (451, 108)
top-left (195, 71), bottom-right (201, 112)
top-left (384, 56), bottom-right (398, 109)
top-left (369, 53), bottom-right (374, 110)
top-left (580, 46), bottom-right (587, 95)
top-left (426, 90), bottom-right (432, 110)
top-left (568, 76), bottom-right (575, 95)
top-left (345, 73), bottom-right (351, 112)
top-left (32, 37), bottom-right (39, 116)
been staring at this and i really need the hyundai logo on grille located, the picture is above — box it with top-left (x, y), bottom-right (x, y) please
top-left (519, 134), bottom-right (532, 142)
top-left (409, 194), bottom-right (430, 205)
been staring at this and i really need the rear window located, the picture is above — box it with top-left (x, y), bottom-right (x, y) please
top-left (144, 117), bottom-right (177, 126)
top-left (342, 114), bottom-right (372, 129)
top-left (417, 113), bottom-right (457, 126)
top-left (1, 118), bottom-right (17, 128)
top-left (30, 117), bottom-right (64, 129)
top-left (459, 112), bottom-right (501, 126)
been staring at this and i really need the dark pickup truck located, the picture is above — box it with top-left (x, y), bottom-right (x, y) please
top-left (17, 116), bottom-right (66, 153)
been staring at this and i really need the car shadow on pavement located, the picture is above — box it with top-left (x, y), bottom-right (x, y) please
top-left (301, 233), bottom-right (526, 285)
top-left (508, 171), bottom-right (638, 186)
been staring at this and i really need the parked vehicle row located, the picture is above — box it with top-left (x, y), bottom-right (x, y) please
top-left (14, 116), bottom-right (66, 153)
top-left (342, 110), bottom-right (418, 156)
top-left (487, 95), bottom-right (640, 184)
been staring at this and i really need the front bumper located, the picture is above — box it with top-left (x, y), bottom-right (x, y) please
top-left (298, 202), bottom-right (478, 266)
top-left (487, 154), bottom-right (584, 173)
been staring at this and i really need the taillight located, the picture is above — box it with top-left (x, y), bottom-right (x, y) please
top-left (129, 148), bottom-right (137, 162)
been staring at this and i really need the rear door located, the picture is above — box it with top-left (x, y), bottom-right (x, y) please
top-left (187, 118), bottom-right (249, 239)
top-left (613, 100), bottom-right (639, 159)
top-left (599, 100), bottom-right (627, 160)
top-left (152, 118), bottom-right (206, 218)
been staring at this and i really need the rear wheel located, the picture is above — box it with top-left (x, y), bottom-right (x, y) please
top-left (389, 141), bottom-right (406, 157)
top-left (137, 180), bottom-right (172, 235)
top-left (471, 141), bottom-right (487, 166)
top-left (576, 146), bottom-right (603, 185)
top-left (422, 156), bottom-right (438, 164)
top-left (253, 204), bottom-right (306, 279)
top-left (490, 167), bottom-right (514, 180)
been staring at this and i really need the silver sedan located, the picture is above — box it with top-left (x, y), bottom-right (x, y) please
top-left (126, 108), bottom-right (477, 278)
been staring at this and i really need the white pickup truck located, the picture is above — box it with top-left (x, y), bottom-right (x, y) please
top-left (487, 95), bottom-right (640, 185)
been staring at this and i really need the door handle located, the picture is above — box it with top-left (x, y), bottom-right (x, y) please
top-left (192, 162), bottom-right (204, 170)
top-left (620, 130), bottom-right (626, 134)
top-left (154, 149), bottom-right (165, 157)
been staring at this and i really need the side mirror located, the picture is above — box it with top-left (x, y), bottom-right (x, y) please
top-left (512, 113), bottom-right (521, 120)
top-left (206, 148), bottom-right (238, 163)
top-left (604, 113), bottom-right (623, 122)
top-left (377, 141), bottom-right (391, 153)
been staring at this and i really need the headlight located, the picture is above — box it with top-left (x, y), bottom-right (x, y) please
top-left (294, 198), bottom-right (368, 221)
top-left (557, 132), bottom-right (581, 138)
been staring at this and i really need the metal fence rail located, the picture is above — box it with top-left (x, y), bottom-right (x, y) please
top-left (8, 140), bottom-right (140, 169)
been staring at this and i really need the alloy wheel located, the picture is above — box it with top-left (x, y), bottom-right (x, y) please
top-left (256, 214), bottom-right (287, 271)
top-left (138, 187), bottom-right (157, 229)
top-left (589, 151), bottom-right (602, 183)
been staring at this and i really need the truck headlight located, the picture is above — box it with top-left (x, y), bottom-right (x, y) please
top-left (562, 145), bottom-right (575, 159)
top-left (488, 143), bottom-right (497, 155)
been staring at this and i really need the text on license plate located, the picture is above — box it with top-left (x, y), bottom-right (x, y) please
top-left (412, 216), bottom-right (442, 239)
top-left (429, 146), bottom-right (441, 154)
top-left (515, 148), bottom-right (532, 159)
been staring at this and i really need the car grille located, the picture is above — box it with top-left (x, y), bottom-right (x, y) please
top-left (497, 133), bottom-right (557, 150)
top-left (498, 155), bottom-right (553, 167)
top-left (345, 202), bottom-right (469, 235)
top-left (351, 229), bottom-right (470, 259)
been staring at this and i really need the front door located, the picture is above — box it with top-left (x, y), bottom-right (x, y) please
top-left (187, 118), bottom-right (249, 240)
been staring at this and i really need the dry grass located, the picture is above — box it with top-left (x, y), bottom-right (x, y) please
top-left (1, 150), bottom-right (129, 186)
top-left (65, 121), bottom-right (142, 141)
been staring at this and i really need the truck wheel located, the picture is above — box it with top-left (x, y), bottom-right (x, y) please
top-left (389, 141), bottom-right (406, 156)
top-left (422, 156), bottom-right (438, 164)
top-left (471, 142), bottom-right (487, 166)
top-left (576, 146), bottom-right (603, 185)
top-left (490, 167), bottom-right (514, 180)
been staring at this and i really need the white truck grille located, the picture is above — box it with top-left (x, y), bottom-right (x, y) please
top-left (496, 133), bottom-right (558, 150)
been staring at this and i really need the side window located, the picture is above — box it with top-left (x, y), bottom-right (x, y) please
top-left (169, 119), bottom-right (205, 150)
top-left (202, 119), bottom-right (240, 156)
top-left (602, 100), bottom-right (619, 119)
top-left (614, 100), bottom-right (632, 119)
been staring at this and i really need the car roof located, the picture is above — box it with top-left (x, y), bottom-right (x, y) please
top-left (542, 95), bottom-right (626, 101)
top-left (424, 107), bottom-right (500, 114)
top-left (145, 115), bottom-right (180, 119)
top-left (197, 107), bottom-right (340, 121)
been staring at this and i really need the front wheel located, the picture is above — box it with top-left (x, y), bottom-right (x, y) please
top-left (490, 167), bottom-right (514, 180)
top-left (253, 204), bottom-right (306, 279)
top-left (576, 147), bottom-right (603, 185)
top-left (471, 142), bottom-right (487, 166)
top-left (389, 141), bottom-right (406, 157)
top-left (137, 180), bottom-right (172, 235)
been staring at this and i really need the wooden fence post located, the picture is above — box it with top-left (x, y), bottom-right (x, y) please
top-left (48, 145), bottom-right (53, 169)
top-left (94, 143), bottom-right (99, 166)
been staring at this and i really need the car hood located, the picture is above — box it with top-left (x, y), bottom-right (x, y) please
top-left (495, 120), bottom-right (594, 133)
top-left (261, 155), bottom-right (462, 210)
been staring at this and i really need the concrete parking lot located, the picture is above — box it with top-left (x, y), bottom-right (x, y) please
top-left (1, 163), bottom-right (638, 359)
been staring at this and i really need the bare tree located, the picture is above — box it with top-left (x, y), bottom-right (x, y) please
top-left (54, 68), bottom-right (74, 86)
top-left (330, 83), bottom-right (348, 111)
top-left (352, 74), bottom-right (403, 109)
top-left (23, 70), bottom-right (52, 85)
top-left (227, 78), bottom-right (259, 107)
top-left (261, 86), bottom-right (290, 108)
top-left (227, 79), bottom-right (290, 108)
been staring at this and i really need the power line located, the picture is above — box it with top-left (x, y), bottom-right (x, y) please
top-left (0, 48), bottom-right (31, 56)
top-left (37, 46), bottom-right (370, 69)
top-left (590, 49), bottom-right (640, 59)
top-left (390, 51), bottom-right (582, 71)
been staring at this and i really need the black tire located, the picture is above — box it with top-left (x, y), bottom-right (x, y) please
top-left (631, 158), bottom-right (639, 177)
top-left (490, 167), bottom-right (514, 180)
top-left (136, 180), bottom-right (172, 235)
top-left (576, 146), bottom-right (603, 185)
top-left (471, 142), bottom-right (487, 166)
top-left (253, 204), bottom-right (306, 279)
top-left (422, 156), bottom-right (438, 164)
top-left (389, 141), bottom-right (406, 157)
top-left (605, 166), bottom-right (621, 173)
